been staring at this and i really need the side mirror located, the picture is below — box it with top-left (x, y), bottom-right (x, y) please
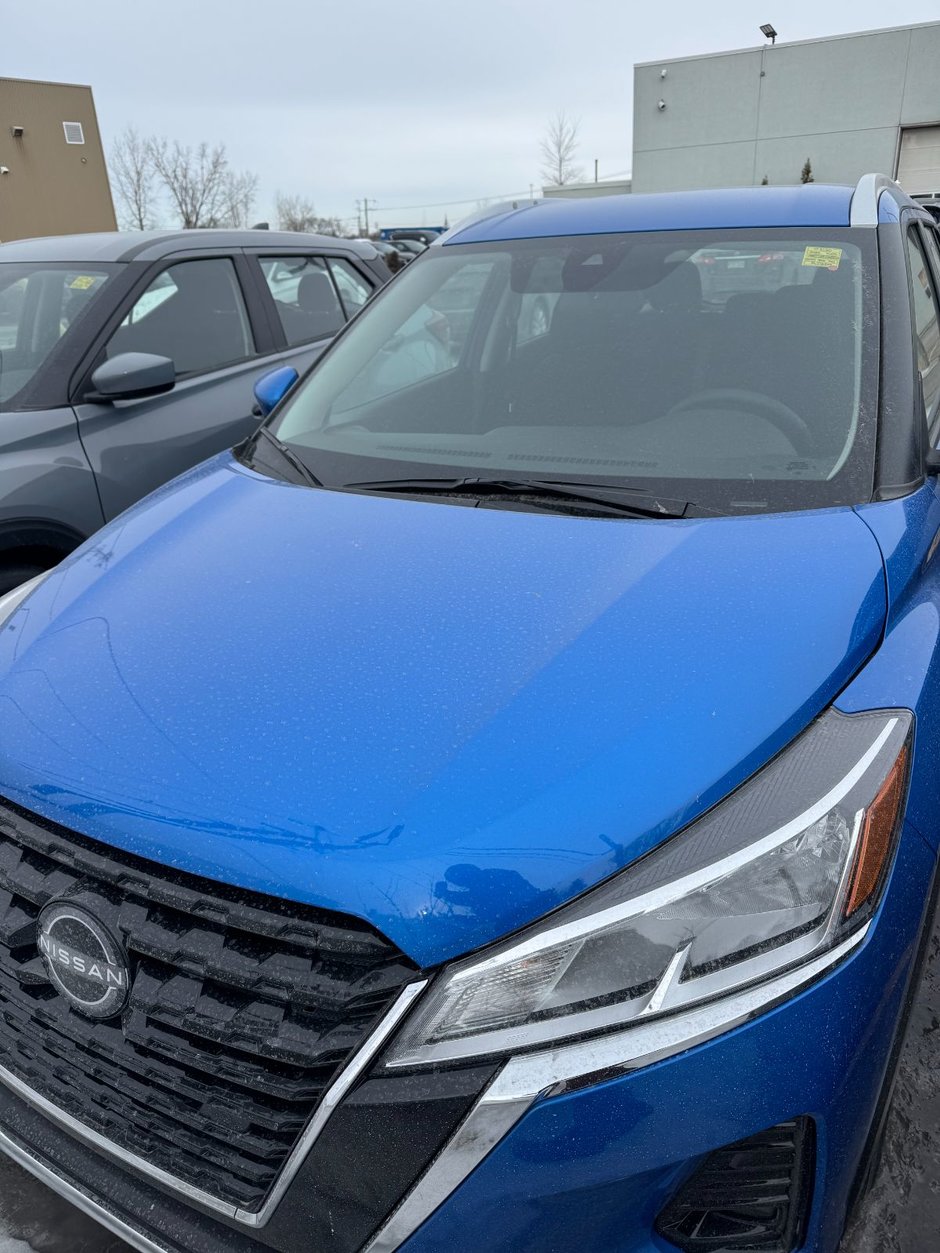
top-left (89, 353), bottom-right (176, 402)
top-left (253, 366), bottom-right (298, 417)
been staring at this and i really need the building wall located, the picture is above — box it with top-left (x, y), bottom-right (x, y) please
top-left (632, 22), bottom-right (940, 193)
top-left (542, 179), bottom-right (632, 199)
top-left (0, 78), bottom-right (116, 241)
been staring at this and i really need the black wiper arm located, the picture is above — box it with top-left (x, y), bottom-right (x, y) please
top-left (253, 425), bottom-right (323, 488)
top-left (345, 476), bottom-right (701, 519)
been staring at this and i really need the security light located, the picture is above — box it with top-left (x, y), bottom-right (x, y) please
top-left (760, 23), bottom-right (777, 44)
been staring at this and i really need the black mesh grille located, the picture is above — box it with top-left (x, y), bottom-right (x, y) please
top-left (0, 797), bottom-right (417, 1212)
top-left (655, 1118), bottom-right (815, 1252)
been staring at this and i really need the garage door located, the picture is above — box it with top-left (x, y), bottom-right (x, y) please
top-left (897, 126), bottom-right (940, 196)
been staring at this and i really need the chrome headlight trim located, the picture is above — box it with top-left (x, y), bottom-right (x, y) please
top-left (386, 709), bottom-right (911, 1068)
top-left (365, 925), bottom-right (868, 1253)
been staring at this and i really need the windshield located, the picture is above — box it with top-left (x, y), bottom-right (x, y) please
top-left (265, 228), bottom-right (878, 514)
top-left (0, 262), bottom-right (119, 409)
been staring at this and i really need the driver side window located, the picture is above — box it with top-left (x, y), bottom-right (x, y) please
top-left (106, 258), bottom-right (253, 376)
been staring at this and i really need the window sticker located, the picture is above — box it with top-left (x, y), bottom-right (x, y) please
top-left (69, 275), bottom-right (97, 290)
top-left (801, 246), bottom-right (842, 271)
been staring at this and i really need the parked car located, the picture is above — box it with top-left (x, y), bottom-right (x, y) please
top-left (1, 176), bottom-right (940, 1253)
top-left (386, 228), bottom-right (444, 246)
top-left (390, 237), bottom-right (427, 260)
top-left (356, 238), bottom-right (408, 273)
top-left (692, 245), bottom-right (806, 304)
top-left (0, 229), bottom-right (390, 592)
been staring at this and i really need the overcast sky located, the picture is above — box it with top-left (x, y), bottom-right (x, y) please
top-left (6, 0), bottom-right (940, 231)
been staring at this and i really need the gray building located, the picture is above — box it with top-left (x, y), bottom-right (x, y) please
top-left (632, 21), bottom-right (940, 196)
top-left (542, 177), bottom-right (632, 199)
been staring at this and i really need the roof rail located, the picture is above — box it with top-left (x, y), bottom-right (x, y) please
top-left (850, 173), bottom-right (903, 227)
top-left (434, 198), bottom-right (541, 245)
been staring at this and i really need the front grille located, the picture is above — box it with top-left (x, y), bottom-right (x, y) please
top-left (655, 1118), bottom-right (815, 1252)
top-left (0, 797), bottom-right (417, 1212)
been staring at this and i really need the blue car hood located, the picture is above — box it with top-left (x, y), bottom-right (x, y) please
top-left (0, 458), bottom-right (886, 966)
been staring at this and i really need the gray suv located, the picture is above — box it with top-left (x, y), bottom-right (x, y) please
top-left (0, 229), bottom-right (391, 592)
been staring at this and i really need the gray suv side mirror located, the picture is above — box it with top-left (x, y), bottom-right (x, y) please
top-left (89, 353), bottom-right (176, 402)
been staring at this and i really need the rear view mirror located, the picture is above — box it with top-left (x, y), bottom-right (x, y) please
top-left (89, 353), bottom-right (176, 402)
top-left (253, 366), bottom-right (298, 417)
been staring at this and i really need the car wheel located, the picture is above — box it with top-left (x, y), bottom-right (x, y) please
top-left (0, 561), bottom-right (48, 597)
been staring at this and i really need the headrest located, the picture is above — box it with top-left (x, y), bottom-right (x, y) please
top-left (297, 270), bottom-right (339, 315)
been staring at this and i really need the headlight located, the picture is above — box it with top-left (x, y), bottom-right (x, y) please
top-left (387, 708), bottom-right (911, 1068)
top-left (0, 573), bottom-right (49, 629)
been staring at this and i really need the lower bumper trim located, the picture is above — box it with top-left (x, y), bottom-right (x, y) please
top-left (0, 1124), bottom-right (170, 1253)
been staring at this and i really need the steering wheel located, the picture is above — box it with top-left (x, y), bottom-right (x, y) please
top-left (665, 388), bottom-right (813, 456)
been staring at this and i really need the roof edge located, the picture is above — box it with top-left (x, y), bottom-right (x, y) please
top-left (634, 19), bottom-right (938, 70)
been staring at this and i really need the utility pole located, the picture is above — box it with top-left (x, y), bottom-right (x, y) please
top-left (357, 198), bottom-right (377, 237)
top-left (594, 158), bottom-right (599, 183)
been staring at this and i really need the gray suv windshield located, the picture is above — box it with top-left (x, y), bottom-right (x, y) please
top-left (0, 263), bottom-right (118, 408)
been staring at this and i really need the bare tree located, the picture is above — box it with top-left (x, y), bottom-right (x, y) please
top-left (219, 170), bottom-right (259, 228)
top-left (276, 193), bottom-right (342, 235)
top-left (149, 138), bottom-right (229, 228)
top-left (540, 112), bottom-right (583, 187)
top-left (110, 127), bottom-right (157, 230)
top-left (276, 192), bottom-right (318, 232)
top-left (312, 215), bottom-right (344, 237)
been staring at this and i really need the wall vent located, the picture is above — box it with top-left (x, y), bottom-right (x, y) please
top-left (62, 121), bottom-right (85, 145)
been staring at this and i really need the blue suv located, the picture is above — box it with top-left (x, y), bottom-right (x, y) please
top-left (0, 174), bottom-right (937, 1253)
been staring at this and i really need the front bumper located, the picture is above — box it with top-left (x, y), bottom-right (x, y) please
top-left (0, 820), bottom-right (934, 1253)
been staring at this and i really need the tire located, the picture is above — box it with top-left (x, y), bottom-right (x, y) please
top-left (0, 562), bottom-right (47, 597)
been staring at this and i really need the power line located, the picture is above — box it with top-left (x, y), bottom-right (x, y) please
top-left (373, 188), bottom-right (534, 212)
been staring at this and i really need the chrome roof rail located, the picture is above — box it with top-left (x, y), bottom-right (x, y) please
top-left (850, 172), bottom-right (903, 227)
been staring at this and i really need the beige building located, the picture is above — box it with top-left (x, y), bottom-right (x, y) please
top-left (0, 77), bottom-right (116, 242)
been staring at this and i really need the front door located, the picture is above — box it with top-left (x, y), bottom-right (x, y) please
top-left (72, 256), bottom-right (269, 521)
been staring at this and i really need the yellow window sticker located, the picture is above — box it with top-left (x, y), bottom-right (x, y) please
top-left (801, 246), bottom-right (842, 271)
top-left (69, 275), bottom-right (96, 290)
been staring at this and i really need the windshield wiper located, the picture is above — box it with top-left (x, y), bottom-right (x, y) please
top-left (252, 426), bottom-right (323, 488)
top-left (343, 476), bottom-right (703, 519)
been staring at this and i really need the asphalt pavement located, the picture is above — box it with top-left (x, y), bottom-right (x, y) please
top-left (0, 913), bottom-right (938, 1253)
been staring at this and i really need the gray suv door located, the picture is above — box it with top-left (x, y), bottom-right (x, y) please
top-left (72, 255), bottom-right (270, 519)
top-left (73, 249), bottom-right (374, 521)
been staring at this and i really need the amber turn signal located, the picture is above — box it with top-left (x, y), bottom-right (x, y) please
top-left (844, 745), bottom-right (909, 917)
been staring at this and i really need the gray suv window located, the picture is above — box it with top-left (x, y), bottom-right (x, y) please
top-left (259, 256), bottom-right (345, 346)
top-left (0, 264), bottom-right (115, 408)
top-left (106, 258), bottom-right (253, 376)
top-left (327, 258), bottom-right (372, 317)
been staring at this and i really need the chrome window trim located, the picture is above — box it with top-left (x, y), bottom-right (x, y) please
top-left (0, 1125), bottom-right (172, 1253)
top-left (851, 173), bottom-right (902, 227)
top-left (0, 978), bottom-right (428, 1228)
top-left (364, 925), bottom-right (868, 1252)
